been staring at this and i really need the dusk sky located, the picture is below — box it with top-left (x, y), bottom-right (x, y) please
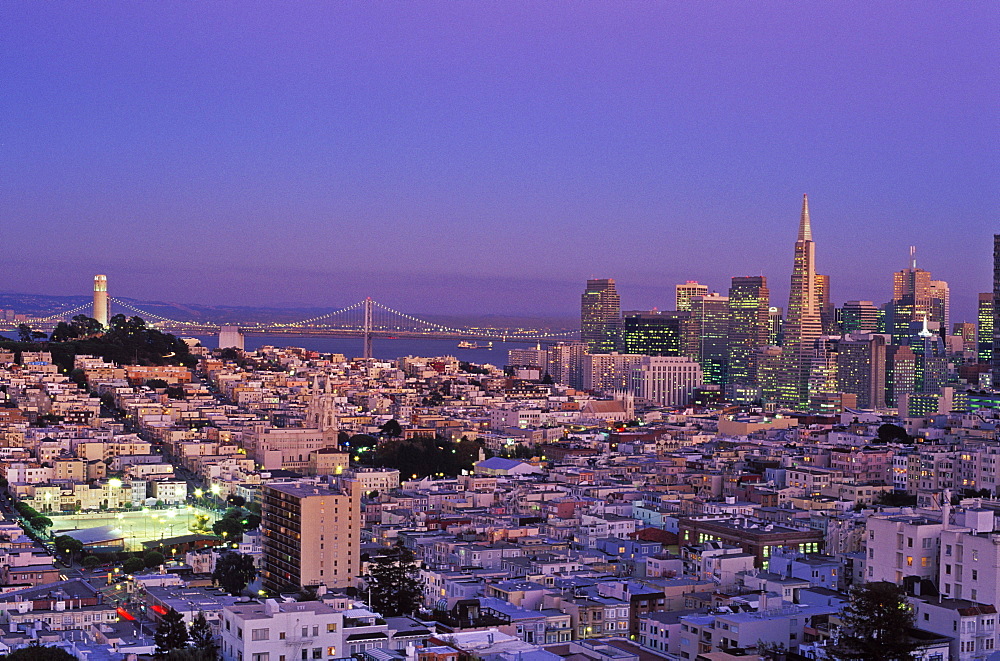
top-left (2, 2), bottom-right (997, 320)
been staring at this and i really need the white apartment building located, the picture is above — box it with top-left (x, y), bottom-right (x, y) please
top-left (912, 598), bottom-right (999, 661)
top-left (939, 510), bottom-right (1000, 603)
top-left (630, 356), bottom-right (703, 407)
top-left (864, 513), bottom-right (943, 584)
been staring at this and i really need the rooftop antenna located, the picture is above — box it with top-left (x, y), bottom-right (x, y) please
top-left (910, 246), bottom-right (917, 269)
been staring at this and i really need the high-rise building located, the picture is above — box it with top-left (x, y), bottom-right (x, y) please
top-left (675, 281), bottom-right (708, 312)
top-left (952, 322), bottom-right (977, 355)
top-left (727, 276), bottom-right (769, 386)
top-left (581, 279), bottom-right (621, 353)
top-left (621, 310), bottom-right (682, 356)
top-left (885, 345), bottom-right (917, 409)
top-left (929, 280), bottom-right (950, 332)
top-left (768, 307), bottom-right (783, 346)
top-left (889, 248), bottom-right (934, 337)
top-left (815, 273), bottom-right (836, 335)
top-left (835, 333), bottom-right (887, 409)
top-left (778, 195), bottom-right (824, 409)
top-left (994, 234), bottom-right (1000, 387)
top-left (630, 356), bottom-right (703, 407)
top-left (840, 301), bottom-right (879, 335)
top-left (688, 293), bottom-right (730, 386)
top-left (508, 347), bottom-right (548, 369)
top-left (583, 353), bottom-right (644, 392)
top-left (979, 292), bottom-right (994, 364)
top-left (92, 275), bottom-right (108, 328)
top-left (546, 341), bottom-right (587, 389)
top-left (261, 478), bottom-right (360, 593)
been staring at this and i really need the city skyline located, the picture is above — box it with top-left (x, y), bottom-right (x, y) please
top-left (2, 3), bottom-right (996, 318)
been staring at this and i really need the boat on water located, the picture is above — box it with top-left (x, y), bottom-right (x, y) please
top-left (457, 341), bottom-right (493, 349)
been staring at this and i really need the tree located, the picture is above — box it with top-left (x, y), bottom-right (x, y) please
top-left (212, 551), bottom-right (258, 597)
top-left (144, 550), bottom-right (165, 568)
top-left (29, 515), bottom-right (52, 531)
top-left (16, 325), bottom-right (33, 343)
top-left (155, 607), bottom-right (189, 657)
top-left (82, 555), bottom-right (101, 570)
top-left (54, 534), bottom-right (84, 557)
top-left (212, 513), bottom-right (244, 540)
top-left (123, 556), bottom-right (145, 574)
top-left (365, 542), bottom-right (423, 617)
top-left (187, 611), bottom-right (218, 658)
top-left (877, 423), bottom-right (909, 444)
top-left (0, 642), bottom-right (76, 660)
top-left (380, 419), bottom-right (403, 438)
top-left (829, 581), bottom-right (919, 661)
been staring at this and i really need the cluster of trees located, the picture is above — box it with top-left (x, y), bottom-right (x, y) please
top-left (13, 501), bottom-right (51, 532)
top-left (211, 505), bottom-right (261, 540)
top-left (364, 435), bottom-right (487, 479)
top-left (212, 551), bottom-right (258, 596)
top-left (364, 543), bottom-right (423, 617)
top-left (0, 642), bottom-right (77, 660)
top-left (3, 314), bottom-right (196, 374)
top-left (155, 608), bottom-right (217, 660)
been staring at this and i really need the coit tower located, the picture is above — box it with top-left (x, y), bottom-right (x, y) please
top-left (93, 275), bottom-right (109, 328)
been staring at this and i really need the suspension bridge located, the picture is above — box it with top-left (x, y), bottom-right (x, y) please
top-left (3, 297), bottom-right (579, 358)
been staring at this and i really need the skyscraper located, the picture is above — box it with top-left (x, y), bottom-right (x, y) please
top-left (778, 195), bottom-right (823, 409)
top-left (688, 293), bottom-right (730, 386)
top-left (621, 310), bottom-right (683, 356)
top-left (581, 279), bottom-right (621, 353)
top-left (815, 273), bottom-right (836, 335)
top-left (979, 292), bottom-right (994, 364)
top-left (768, 307), bottom-right (783, 346)
top-left (840, 301), bottom-right (879, 335)
top-left (835, 333), bottom-right (887, 409)
top-left (728, 276), bottom-right (769, 386)
top-left (675, 281), bottom-right (708, 312)
top-left (889, 248), bottom-right (934, 337)
top-left (93, 275), bottom-right (108, 328)
top-left (261, 478), bottom-right (360, 593)
top-left (994, 234), bottom-right (1000, 387)
top-left (929, 280), bottom-right (950, 332)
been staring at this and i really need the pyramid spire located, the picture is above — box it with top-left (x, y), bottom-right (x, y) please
top-left (798, 194), bottom-right (812, 242)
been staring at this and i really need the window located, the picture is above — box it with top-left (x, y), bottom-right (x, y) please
top-left (973, 570), bottom-right (978, 581)
top-left (906, 556), bottom-right (913, 567)
top-left (252, 654), bottom-right (270, 661)
top-left (252, 629), bottom-right (269, 641)
top-left (312, 649), bottom-right (322, 659)
top-left (327, 623), bottom-right (337, 632)
top-left (280, 632), bottom-right (286, 640)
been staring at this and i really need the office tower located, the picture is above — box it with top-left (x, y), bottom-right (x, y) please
top-left (92, 275), bottom-right (108, 328)
top-left (675, 281), bottom-right (708, 312)
top-left (910, 321), bottom-right (948, 394)
top-left (952, 322), bottom-right (977, 354)
top-left (815, 273), bottom-right (836, 335)
top-left (261, 478), bottom-right (360, 593)
top-left (886, 345), bottom-right (917, 409)
top-left (581, 279), bottom-right (621, 353)
top-left (630, 356), bottom-right (703, 407)
top-left (840, 301), bottom-right (879, 335)
top-left (508, 347), bottom-right (548, 369)
top-left (728, 276), bottom-right (769, 386)
top-left (546, 341), bottom-right (587, 389)
top-left (688, 293), bottom-right (730, 386)
top-left (929, 280), bottom-right (950, 331)
top-left (889, 248), bottom-right (933, 337)
top-left (768, 307), bottom-right (783, 346)
top-left (835, 333), bottom-right (887, 409)
top-left (995, 234), bottom-right (1000, 387)
top-left (583, 352), bottom-right (644, 392)
top-left (754, 346), bottom-right (784, 403)
top-left (979, 293), bottom-right (994, 364)
top-left (621, 310), bottom-right (682, 356)
top-left (779, 195), bottom-right (824, 408)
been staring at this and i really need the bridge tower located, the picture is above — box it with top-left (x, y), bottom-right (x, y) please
top-left (93, 275), bottom-right (109, 328)
top-left (363, 297), bottom-right (374, 360)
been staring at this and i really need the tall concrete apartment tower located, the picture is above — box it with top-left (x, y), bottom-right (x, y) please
top-left (728, 276), bottom-right (770, 387)
top-left (979, 292), bottom-right (994, 365)
top-left (581, 279), bottom-right (621, 353)
top-left (993, 234), bottom-right (1000, 387)
top-left (261, 478), bottom-right (360, 594)
top-left (779, 195), bottom-right (823, 409)
top-left (93, 275), bottom-right (109, 328)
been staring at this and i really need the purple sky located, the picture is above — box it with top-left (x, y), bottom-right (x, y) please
top-left (2, 2), bottom-right (997, 320)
